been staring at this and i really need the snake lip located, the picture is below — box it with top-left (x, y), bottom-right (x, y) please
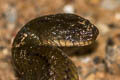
top-left (45, 39), bottom-right (93, 47)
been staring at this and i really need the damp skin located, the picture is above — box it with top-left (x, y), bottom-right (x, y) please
top-left (12, 13), bottom-right (99, 80)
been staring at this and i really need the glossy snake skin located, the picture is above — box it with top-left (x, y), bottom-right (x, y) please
top-left (12, 13), bottom-right (99, 80)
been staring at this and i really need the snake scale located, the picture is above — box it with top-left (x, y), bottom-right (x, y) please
top-left (12, 13), bottom-right (99, 80)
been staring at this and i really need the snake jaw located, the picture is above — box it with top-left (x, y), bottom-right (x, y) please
top-left (44, 39), bottom-right (93, 47)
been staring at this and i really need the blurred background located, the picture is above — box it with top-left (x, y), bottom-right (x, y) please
top-left (0, 0), bottom-right (120, 80)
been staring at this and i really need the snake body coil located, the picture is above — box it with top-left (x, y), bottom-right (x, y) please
top-left (12, 13), bottom-right (99, 80)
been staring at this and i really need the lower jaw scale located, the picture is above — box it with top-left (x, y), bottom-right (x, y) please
top-left (46, 40), bottom-right (93, 47)
top-left (78, 40), bottom-right (92, 46)
top-left (59, 40), bottom-right (93, 46)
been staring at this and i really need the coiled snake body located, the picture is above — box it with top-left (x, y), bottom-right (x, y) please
top-left (12, 13), bottom-right (99, 80)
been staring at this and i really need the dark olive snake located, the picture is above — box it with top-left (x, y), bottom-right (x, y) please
top-left (12, 13), bottom-right (99, 80)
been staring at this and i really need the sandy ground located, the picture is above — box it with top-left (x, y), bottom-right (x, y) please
top-left (0, 0), bottom-right (120, 80)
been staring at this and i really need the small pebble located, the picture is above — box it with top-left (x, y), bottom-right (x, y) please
top-left (81, 57), bottom-right (91, 63)
top-left (97, 23), bottom-right (110, 34)
top-left (93, 56), bottom-right (101, 64)
top-left (106, 38), bottom-right (114, 46)
top-left (0, 46), bottom-right (5, 51)
top-left (101, 0), bottom-right (120, 10)
top-left (2, 48), bottom-right (8, 55)
top-left (63, 4), bottom-right (74, 13)
top-left (4, 4), bottom-right (17, 31)
top-left (115, 13), bottom-right (120, 20)
top-left (108, 23), bottom-right (117, 29)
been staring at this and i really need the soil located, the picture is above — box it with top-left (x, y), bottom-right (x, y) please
top-left (0, 0), bottom-right (120, 80)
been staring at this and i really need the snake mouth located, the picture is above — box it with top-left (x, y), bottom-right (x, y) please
top-left (44, 40), bottom-right (93, 47)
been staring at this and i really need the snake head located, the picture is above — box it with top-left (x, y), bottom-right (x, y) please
top-left (44, 14), bottom-right (99, 47)
top-left (61, 19), bottom-right (99, 46)
top-left (71, 19), bottom-right (99, 46)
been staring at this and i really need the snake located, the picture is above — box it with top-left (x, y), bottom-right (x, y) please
top-left (12, 13), bottom-right (99, 80)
